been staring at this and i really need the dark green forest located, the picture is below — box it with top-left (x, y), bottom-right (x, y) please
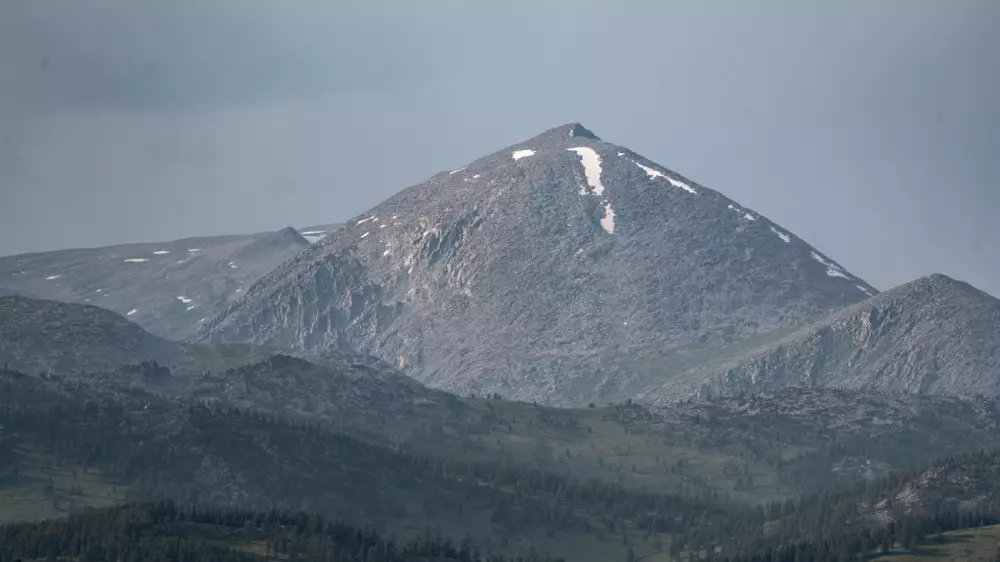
top-left (0, 501), bottom-right (564, 562)
top-left (5, 368), bottom-right (1000, 562)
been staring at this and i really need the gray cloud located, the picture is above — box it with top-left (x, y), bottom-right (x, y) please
top-left (1, 0), bottom-right (999, 298)
top-left (0, 0), bottom-right (434, 111)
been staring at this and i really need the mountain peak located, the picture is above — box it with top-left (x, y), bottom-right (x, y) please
top-left (921, 272), bottom-right (963, 287)
top-left (882, 272), bottom-right (994, 303)
top-left (238, 226), bottom-right (310, 254)
top-left (522, 123), bottom-right (601, 146)
top-left (564, 122), bottom-right (600, 140)
top-left (200, 125), bottom-right (879, 406)
top-left (683, 272), bottom-right (1000, 402)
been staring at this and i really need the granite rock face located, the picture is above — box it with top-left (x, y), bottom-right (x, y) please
top-left (198, 123), bottom-right (876, 406)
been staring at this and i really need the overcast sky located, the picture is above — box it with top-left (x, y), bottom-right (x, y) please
top-left (1, 0), bottom-right (998, 296)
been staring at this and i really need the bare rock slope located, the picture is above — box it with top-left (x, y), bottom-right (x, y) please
top-left (0, 294), bottom-right (467, 442)
top-left (641, 274), bottom-right (1000, 402)
top-left (198, 123), bottom-right (877, 406)
top-left (0, 224), bottom-right (340, 340)
top-left (0, 294), bottom-right (188, 374)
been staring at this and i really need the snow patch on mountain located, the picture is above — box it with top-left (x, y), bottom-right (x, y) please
top-left (726, 204), bottom-right (756, 222)
top-left (567, 147), bottom-right (606, 197)
top-left (300, 231), bottom-right (328, 244)
top-left (601, 201), bottom-right (616, 233)
top-left (771, 227), bottom-right (791, 243)
top-left (567, 147), bottom-right (615, 233)
top-left (636, 160), bottom-right (697, 194)
top-left (635, 162), bottom-right (665, 180)
top-left (668, 177), bottom-right (697, 195)
top-left (811, 252), bottom-right (851, 280)
top-left (512, 149), bottom-right (536, 160)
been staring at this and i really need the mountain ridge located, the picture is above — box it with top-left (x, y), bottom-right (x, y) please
top-left (0, 223), bottom-right (341, 340)
top-left (641, 272), bottom-right (1000, 402)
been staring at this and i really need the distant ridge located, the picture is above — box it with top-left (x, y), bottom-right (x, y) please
top-left (0, 224), bottom-right (340, 340)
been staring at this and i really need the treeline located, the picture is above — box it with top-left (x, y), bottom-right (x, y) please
top-left (8, 369), bottom-right (1000, 562)
top-left (713, 509), bottom-right (1000, 562)
top-left (708, 449), bottom-right (1000, 561)
top-left (0, 501), bottom-right (565, 562)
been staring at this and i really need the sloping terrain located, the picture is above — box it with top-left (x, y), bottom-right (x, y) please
top-left (0, 502), bottom-right (567, 562)
top-left (766, 450), bottom-right (1000, 553)
top-left (197, 123), bottom-right (877, 406)
top-left (0, 224), bottom-right (340, 340)
top-left (638, 274), bottom-right (1000, 402)
top-left (0, 295), bottom-right (470, 442)
top-left (0, 295), bottom-right (190, 374)
top-left (5, 293), bottom-right (999, 506)
top-left (877, 525), bottom-right (1000, 562)
top-left (0, 371), bottom-right (751, 562)
top-left (645, 387), bottom-right (1000, 494)
top-left (5, 370), bottom-right (1000, 562)
top-left (4, 299), bottom-right (1000, 560)
top-left (0, 294), bottom-right (274, 377)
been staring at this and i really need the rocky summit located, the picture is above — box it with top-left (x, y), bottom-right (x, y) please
top-left (198, 123), bottom-right (877, 406)
top-left (0, 224), bottom-right (339, 340)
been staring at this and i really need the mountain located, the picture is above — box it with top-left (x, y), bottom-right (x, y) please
top-left (0, 223), bottom-right (341, 341)
top-left (0, 294), bottom-right (469, 441)
top-left (6, 295), bottom-right (1000, 561)
top-left (638, 274), bottom-right (1000, 402)
top-left (196, 123), bottom-right (877, 406)
top-left (647, 387), bottom-right (1000, 492)
top-left (9, 294), bottom-right (1000, 510)
top-left (0, 294), bottom-right (191, 374)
